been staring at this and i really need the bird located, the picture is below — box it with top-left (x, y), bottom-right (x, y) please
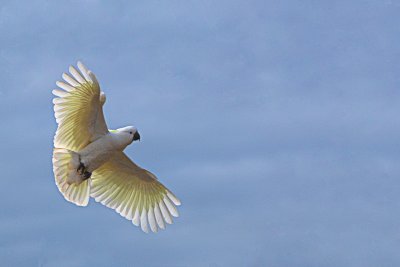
top-left (52, 61), bottom-right (181, 233)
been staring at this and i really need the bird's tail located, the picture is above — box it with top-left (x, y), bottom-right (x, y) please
top-left (52, 148), bottom-right (90, 206)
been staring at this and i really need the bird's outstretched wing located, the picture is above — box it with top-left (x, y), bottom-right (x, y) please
top-left (90, 151), bottom-right (181, 233)
top-left (52, 62), bottom-right (109, 206)
top-left (52, 61), bottom-right (109, 152)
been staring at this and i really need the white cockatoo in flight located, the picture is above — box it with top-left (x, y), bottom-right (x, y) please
top-left (52, 62), bottom-right (180, 233)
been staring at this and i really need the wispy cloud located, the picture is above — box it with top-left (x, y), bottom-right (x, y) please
top-left (1, 0), bottom-right (400, 266)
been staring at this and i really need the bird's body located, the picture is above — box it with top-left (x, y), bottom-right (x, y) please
top-left (78, 127), bottom-right (134, 175)
top-left (79, 134), bottom-right (118, 174)
top-left (52, 62), bottom-right (180, 233)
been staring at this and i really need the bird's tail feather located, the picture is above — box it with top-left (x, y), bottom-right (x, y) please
top-left (52, 148), bottom-right (90, 206)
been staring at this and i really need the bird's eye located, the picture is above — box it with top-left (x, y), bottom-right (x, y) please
top-left (129, 131), bottom-right (132, 134)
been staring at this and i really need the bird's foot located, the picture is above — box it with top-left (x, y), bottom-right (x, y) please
top-left (77, 162), bottom-right (85, 175)
top-left (83, 171), bottom-right (92, 179)
top-left (77, 162), bottom-right (91, 180)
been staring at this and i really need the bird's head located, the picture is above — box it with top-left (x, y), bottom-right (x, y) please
top-left (115, 126), bottom-right (140, 145)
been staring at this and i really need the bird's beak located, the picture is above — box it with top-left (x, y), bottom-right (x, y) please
top-left (133, 131), bottom-right (141, 141)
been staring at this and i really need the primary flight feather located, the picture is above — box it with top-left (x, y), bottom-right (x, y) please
top-left (52, 61), bottom-right (181, 233)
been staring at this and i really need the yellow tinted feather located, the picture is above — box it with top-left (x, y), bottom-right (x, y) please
top-left (90, 152), bottom-right (180, 233)
top-left (53, 63), bottom-right (108, 151)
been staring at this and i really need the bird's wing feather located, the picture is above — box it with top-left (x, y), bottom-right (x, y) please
top-left (90, 151), bottom-right (181, 233)
top-left (52, 61), bottom-right (108, 151)
top-left (52, 148), bottom-right (90, 206)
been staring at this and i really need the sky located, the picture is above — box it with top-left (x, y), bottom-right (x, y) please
top-left (1, 0), bottom-right (400, 266)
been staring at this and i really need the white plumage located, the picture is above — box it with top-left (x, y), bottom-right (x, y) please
top-left (52, 61), bottom-right (181, 233)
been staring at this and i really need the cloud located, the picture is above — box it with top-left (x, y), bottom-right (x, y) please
top-left (1, 0), bottom-right (400, 266)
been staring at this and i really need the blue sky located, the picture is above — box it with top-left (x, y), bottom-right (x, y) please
top-left (1, 0), bottom-right (400, 266)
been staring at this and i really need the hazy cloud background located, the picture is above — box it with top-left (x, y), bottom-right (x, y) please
top-left (1, 0), bottom-right (400, 266)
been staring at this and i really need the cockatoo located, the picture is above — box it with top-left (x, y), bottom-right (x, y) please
top-left (52, 62), bottom-right (180, 233)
